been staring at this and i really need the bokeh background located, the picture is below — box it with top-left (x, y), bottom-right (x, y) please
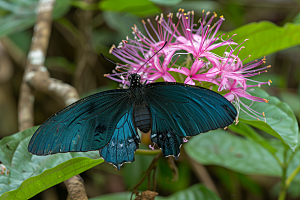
top-left (0, 0), bottom-right (300, 199)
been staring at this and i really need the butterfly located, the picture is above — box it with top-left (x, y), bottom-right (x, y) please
top-left (28, 72), bottom-right (237, 170)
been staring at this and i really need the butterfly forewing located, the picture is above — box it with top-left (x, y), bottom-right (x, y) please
top-left (28, 89), bottom-right (133, 155)
top-left (143, 82), bottom-right (237, 157)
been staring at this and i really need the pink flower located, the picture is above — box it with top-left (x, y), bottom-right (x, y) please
top-left (106, 14), bottom-right (181, 84)
top-left (169, 59), bottom-right (214, 85)
top-left (206, 47), bottom-right (271, 92)
top-left (223, 80), bottom-right (268, 123)
top-left (175, 10), bottom-right (237, 60)
top-left (105, 10), bottom-right (271, 123)
top-left (147, 54), bottom-right (176, 82)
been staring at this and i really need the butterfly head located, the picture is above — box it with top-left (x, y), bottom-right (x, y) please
top-left (128, 73), bottom-right (142, 87)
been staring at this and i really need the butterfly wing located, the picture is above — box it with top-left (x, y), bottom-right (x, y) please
top-left (144, 82), bottom-right (237, 157)
top-left (28, 89), bottom-right (139, 160)
top-left (150, 107), bottom-right (182, 158)
top-left (99, 106), bottom-right (140, 170)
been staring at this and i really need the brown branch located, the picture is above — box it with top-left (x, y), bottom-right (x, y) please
top-left (65, 175), bottom-right (88, 200)
top-left (131, 152), bottom-right (162, 200)
top-left (18, 0), bottom-right (56, 131)
top-left (18, 1), bottom-right (88, 199)
top-left (25, 68), bottom-right (79, 106)
top-left (167, 157), bottom-right (178, 182)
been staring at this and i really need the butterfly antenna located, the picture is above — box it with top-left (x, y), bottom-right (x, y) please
top-left (136, 41), bottom-right (168, 73)
top-left (100, 53), bottom-right (117, 65)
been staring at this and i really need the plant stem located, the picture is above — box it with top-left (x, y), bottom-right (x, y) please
top-left (278, 166), bottom-right (287, 200)
top-left (135, 149), bottom-right (162, 156)
top-left (286, 164), bottom-right (300, 188)
top-left (278, 147), bottom-right (288, 200)
top-left (130, 152), bottom-right (162, 200)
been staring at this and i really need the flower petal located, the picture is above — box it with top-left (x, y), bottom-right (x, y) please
top-left (163, 72), bottom-right (176, 82)
top-left (184, 76), bottom-right (195, 85)
top-left (190, 60), bottom-right (204, 75)
top-left (169, 67), bottom-right (190, 76)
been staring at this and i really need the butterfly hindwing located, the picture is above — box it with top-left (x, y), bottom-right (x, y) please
top-left (144, 82), bottom-right (237, 157)
top-left (28, 89), bottom-right (133, 155)
top-left (99, 106), bottom-right (140, 170)
top-left (150, 106), bottom-right (183, 158)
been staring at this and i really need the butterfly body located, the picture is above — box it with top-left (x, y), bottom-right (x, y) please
top-left (28, 73), bottom-right (237, 169)
top-left (133, 103), bottom-right (151, 133)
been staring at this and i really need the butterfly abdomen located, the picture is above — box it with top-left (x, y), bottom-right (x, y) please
top-left (133, 104), bottom-right (151, 133)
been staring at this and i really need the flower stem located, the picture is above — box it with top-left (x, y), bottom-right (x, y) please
top-left (135, 149), bottom-right (162, 156)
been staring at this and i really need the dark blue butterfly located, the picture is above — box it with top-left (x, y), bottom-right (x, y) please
top-left (28, 73), bottom-right (237, 169)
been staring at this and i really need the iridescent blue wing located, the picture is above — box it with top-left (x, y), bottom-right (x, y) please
top-left (144, 82), bottom-right (237, 158)
top-left (99, 107), bottom-right (140, 170)
top-left (28, 89), bottom-right (138, 159)
top-left (150, 108), bottom-right (182, 159)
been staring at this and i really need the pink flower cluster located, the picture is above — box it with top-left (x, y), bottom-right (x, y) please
top-left (106, 9), bottom-right (271, 122)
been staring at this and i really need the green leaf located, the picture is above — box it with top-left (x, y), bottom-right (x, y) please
top-left (99, 0), bottom-right (161, 17)
top-left (185, 130), bottom-right (282, 176)
top-left (229, 122), bottom-right (277, 154)
top-left (89, 184), bottom-right (221, 200)
top-left (238, 88), bottom-right (299, 151)
top-left (0, 126), bottom-right (103, 199)
top-left (149, 0), bottom-right (182, 6)
top-left (0, 0), bottom-right (71, 38)
top-left (185, 130), bottom-right (300, 183)
top-left (214, 21), bottom-right (300, 61)
top-left (1, 158), bottom-right (102, 200)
